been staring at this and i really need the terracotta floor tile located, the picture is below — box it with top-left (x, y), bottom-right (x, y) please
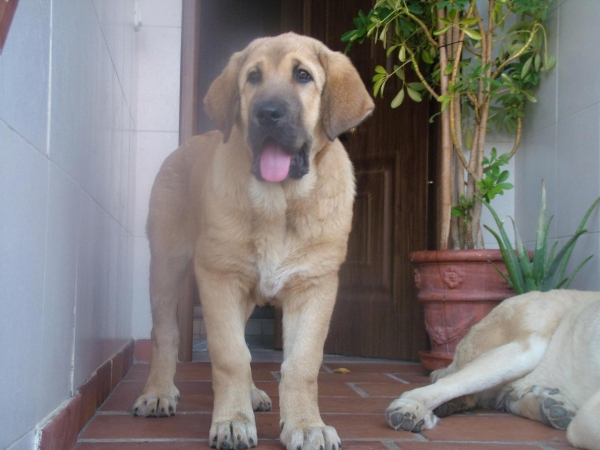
top-left (322, 363), bottom-right (423, 374)
top-left (421, 414), bottom-right (570, 443)
top-left (81, 414), bottom-right (211, 440)
top-left (318, 396), bottom-right (392, 414)
top-left (75, 444), bottom-right (207, 450)
top-left (318, 372), bottom-right (396, 383)
top-left (397, 443), bottom-right (546, 449)
top-left (355, 382), bottom-right (428, 397)
top-left (322, 413), bottom-right (421, 441)
top-left (78, 358), bottom-right (578, 449)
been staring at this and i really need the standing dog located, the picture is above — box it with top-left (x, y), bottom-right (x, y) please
top-left (386, 290), bottom-right (600, 450)
top-left (132, 33), bottom-right (374, 450)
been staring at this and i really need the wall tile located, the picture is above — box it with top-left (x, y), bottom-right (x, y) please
top-left (557, 0), bottom-right (600, 121)
top-left (0, 0), bottom-right (51, 153)
top-left (134, 131), bottom-right (179, 237)
top-left (554, 233), bottom-right (600, 291)
top-left (36, 164), bottom-right (79, 422)
top-left (516, 124), bottom-right (558, 243)
top-left (137, 26), bottom-right (182, 131)
top-left (139, 0), bottom-right (182, 27)
top-left (0, 122), bottom-right (48, 449)
top-left (5, 429), bottom-right (36, 450)
top-left (73, 192), bottom-right (110, 388)
top-left (48, 0), bottom-right (101, 187)
top-left (555, 105), bottom-right (600, 237)
top-left (523, 9), bottom-right (558, 133)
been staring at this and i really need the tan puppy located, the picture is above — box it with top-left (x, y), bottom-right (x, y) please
top-left (387, 290), bottom-right (600, 450)
top-left (132, 33), bottom-right (374, 450)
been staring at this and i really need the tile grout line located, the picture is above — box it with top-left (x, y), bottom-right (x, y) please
top-left (381, 440), bottom-right (403, 450)
top-left (384, 373), bottom-right (410, 384)
top-left (346, 382), bottom-right (371, 398)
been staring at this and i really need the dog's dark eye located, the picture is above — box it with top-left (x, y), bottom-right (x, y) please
top-left (295, 69), bottom-right (312, 83)
top-left (247, 70), bottom-right (262, 85)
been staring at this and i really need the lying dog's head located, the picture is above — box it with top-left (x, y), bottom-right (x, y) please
top-left (204, 33), bottom-right (374, 183)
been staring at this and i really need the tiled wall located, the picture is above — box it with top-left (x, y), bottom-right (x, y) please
top-left (0, 1), bottom-right (138, 448)
top-left (516, 0), bottom-right (600, 291)
top-left (131, 0), bottom-right (182, 339)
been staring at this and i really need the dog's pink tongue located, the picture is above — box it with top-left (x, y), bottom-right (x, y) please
top-left (260, 143), bottom-right (291, 182)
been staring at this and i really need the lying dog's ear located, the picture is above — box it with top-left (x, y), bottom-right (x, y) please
top-left (319, 50), bottom-right (375, 141)
top-left (204, 51), bottom-right (245, 142)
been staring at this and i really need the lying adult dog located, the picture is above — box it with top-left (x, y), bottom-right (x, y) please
top-left (132, 33), bottom-right (374, 450)
top-left (386, 290), bottom-right (600, 450)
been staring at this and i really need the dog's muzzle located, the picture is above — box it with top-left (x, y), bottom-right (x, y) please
top-left (248, 99), bottom-right (311, 183)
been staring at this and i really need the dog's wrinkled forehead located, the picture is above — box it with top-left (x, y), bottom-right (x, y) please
top-left (238, 36), bottom-right (326, 90)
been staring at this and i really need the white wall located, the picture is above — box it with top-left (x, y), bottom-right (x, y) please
top-left (131, 0), bottom-right (182, 338)
top-left (0, 1), bottom-right (138, 448)
top-left (516, 0), bottom-right (600, 291)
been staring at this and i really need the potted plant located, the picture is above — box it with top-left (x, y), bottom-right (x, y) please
top-left (482, 183), bottom-right (600, 294)
top-left (342, 0), bottom-right (556, 369)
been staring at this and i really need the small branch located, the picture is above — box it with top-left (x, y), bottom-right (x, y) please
top-left (464, 42), bottom-right (482, 57)
top-left (507, 117), bottom-right (523, 160)
top-left (404, 46), bottom-right (440, 100)
top-left (404, 9), bottom-right (439, 48)
top-left (492, 3), bottom-right (513, 32)
top-left (492, 24), bottom-right (539, 78)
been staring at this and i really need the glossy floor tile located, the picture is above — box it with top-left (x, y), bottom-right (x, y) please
top-left (74, 349), bottom-right (574, 449)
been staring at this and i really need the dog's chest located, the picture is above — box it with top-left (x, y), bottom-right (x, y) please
top-left (247, 178), bottom-right (314, 298)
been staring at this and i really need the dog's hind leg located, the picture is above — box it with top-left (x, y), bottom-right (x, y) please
top-left (244, 302), bottom-right (273, 413)
top-left (133, 147), bottom-right (195, 418)
top-left (567, 389), bottom-right (600, 450)
top-left (501, 384), bottom-right (577, 430)
top-left (386, 335), bottom-right (549, 432)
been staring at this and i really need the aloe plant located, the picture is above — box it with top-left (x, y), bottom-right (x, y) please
top-left (480, 183), bottom-right (600, 294)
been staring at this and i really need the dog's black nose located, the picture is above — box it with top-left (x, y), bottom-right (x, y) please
top-left (255, 101), bottom-right (285, 126)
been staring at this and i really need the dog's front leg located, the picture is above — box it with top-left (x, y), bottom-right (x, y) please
top-left (279, 274), bottom-right (341, 450)
top-left (197, 267), bottom-right (257, 450)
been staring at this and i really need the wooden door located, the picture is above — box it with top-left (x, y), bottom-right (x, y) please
top-left (302, 0), bottom-right (431, 361)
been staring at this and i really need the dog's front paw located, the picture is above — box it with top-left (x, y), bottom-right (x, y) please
top-left (132, 383), bottom-right (180, 417)
top-left (251, 385), bottom-right (272, 412)
top-left (386, 398), bottom-right (439, 432)
top-left (280, 423), bottom-right (341, 450)
top-left (210, 418), bottom-right (258, 449)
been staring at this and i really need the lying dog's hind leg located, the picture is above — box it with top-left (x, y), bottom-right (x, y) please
top-left (503, 384), bottom-right (577, 430)
top-left (567, 389), bottom-right (600, 450)
top-left (386, 335), bottom-right (548, 432)
top-left (133, 148), bottom-right (195, 418)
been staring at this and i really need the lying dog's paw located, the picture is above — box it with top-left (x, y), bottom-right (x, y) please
top-left (533, 386), bottom-right (577, 430)
top-left (251, 386), bottom-right (272, 412)
top-left (132, 383), bottom-right (180, 417)
top-left (210, 419), bottom-right (258, 449)
top-left (386, 398), bottom-right (439, 432)
top-left (280, 423), bottom-right (341, 450)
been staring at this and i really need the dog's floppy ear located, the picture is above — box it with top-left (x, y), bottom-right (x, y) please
top-left (319, 49), bottom-right (375, 141)
top-left (204, 51), bottom-right (246, 142)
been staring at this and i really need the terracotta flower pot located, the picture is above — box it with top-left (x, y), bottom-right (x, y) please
top-left (410, 250), bottom-right (515, 371)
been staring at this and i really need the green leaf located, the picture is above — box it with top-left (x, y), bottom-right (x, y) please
top-left (390, 88), bottom-right (405, 108)
top-left (408, 82), bottom-right (425, 91)
top-left (406, 86), bottom-right (423, 102)
top-left (463, 28), bottom-right (482, 40)
top-left (421, 49), bottom-right (434, 64)
top-left (374, 65), bottom-right (387, 74)
top-left (373, 76), bottom-right (385, 97)
top-left (521, 57), bottom-right (533, 79)
top-left (399, 46), bottom-right (406, 62)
